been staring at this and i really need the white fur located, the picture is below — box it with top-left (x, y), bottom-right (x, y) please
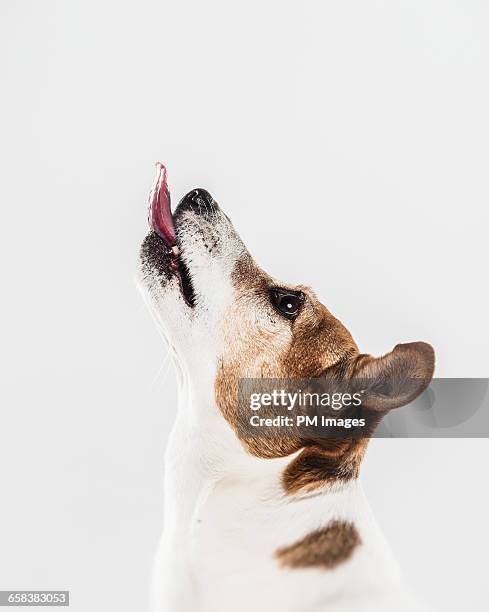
top-left (138, 206), bottom-right (429, 612)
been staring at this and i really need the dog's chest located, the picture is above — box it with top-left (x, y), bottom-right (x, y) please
top-left (159, 424), bottom-right (423, 612)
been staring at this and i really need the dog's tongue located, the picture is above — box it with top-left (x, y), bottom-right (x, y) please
top-left (149, 162), bottom-right (177, 247)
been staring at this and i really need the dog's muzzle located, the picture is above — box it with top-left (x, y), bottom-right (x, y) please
top-left (178, 188), bottom-right (215, 213)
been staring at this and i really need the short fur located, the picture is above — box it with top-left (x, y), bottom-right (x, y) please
top-left (276, 520), bottom-right (361, 569)
top-left (138, 186), bottom-right (435, 612)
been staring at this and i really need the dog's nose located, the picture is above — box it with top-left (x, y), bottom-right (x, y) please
top-left (179, 188), bottom-right (215, 212)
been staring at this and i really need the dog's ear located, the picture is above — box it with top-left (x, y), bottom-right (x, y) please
top-left (350, 342), bottom-right (435, 413)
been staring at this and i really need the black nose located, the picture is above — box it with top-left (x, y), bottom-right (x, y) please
top-left (178, 188), bottom-right (215, 213)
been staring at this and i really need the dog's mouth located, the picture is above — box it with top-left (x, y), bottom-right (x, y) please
top-left (148, 163), bottom-right (196, 307)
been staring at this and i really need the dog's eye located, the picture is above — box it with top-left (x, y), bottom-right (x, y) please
top-left (270, 289), bottom-right (305, 320)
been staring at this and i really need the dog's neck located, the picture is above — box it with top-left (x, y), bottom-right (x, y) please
top-left (163, 363), bottom-right (364, 530)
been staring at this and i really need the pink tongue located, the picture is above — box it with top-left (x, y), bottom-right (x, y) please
top-left (149, 162), bottom-right (177, 246)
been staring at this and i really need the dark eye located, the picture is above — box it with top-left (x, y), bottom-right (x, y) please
top-left (270, 288), bottom-right (305, 320)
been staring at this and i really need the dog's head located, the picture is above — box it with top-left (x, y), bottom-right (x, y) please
top-left (139, 164), bottom-right (435, 491)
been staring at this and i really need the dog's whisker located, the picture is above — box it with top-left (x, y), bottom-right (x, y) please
top-left (148, 352), bottom-right (171, 391)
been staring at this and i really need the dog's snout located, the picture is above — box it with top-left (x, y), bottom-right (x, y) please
top-left (179, 188), bottom-right (216, 213)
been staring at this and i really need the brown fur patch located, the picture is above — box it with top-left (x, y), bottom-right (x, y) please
top-left (215, 252), bottom-right (434, 496)
top-left (214, 253), bottom-right (367, 486)
top-left (275, 520), bottom-right (361, 570)
top-left (282, 439), bottom-right (369, 495)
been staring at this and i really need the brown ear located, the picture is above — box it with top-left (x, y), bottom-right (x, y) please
top-left (351, 342), bottom-right (435, 413)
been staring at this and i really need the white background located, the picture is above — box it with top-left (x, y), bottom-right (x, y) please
top-left (1, 1), bottom-right (488, 611)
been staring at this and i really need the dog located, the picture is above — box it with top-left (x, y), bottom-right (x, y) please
top-left (138, 163), bottom-right (435, 612)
